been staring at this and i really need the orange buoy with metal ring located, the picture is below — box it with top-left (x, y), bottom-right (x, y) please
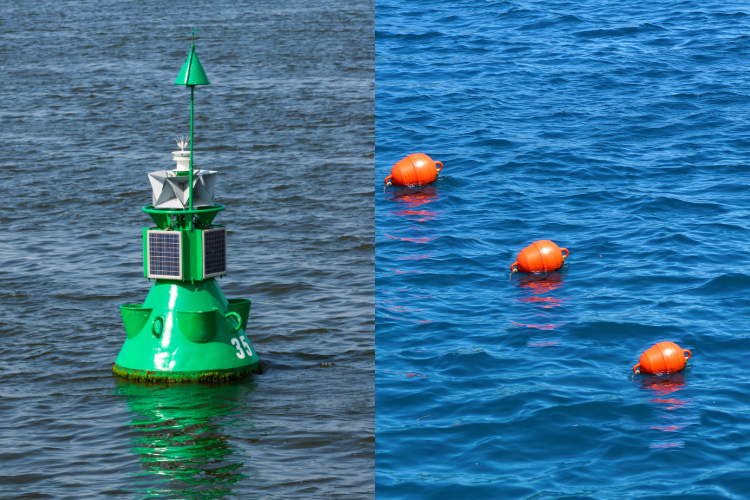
top-left (633, 341), bottom-right (692, 375)
top-left (385, 153), bottom-right (443, 186)
top-left (511, 240), bottom-right (569, 273)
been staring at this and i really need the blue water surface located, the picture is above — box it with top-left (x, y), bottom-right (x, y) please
top-left (376, 1), bottom-right (750, 498)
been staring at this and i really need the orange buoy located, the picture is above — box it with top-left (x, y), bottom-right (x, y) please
top-left (511, 240), bottom-right (569, 273)
top-left (633, 342), bottom-right (692, 375)
top-left (385, 153), bottom-right (443, 187)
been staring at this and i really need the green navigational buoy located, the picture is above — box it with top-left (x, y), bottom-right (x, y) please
top-left (113, 34), bottom-right (261, 383)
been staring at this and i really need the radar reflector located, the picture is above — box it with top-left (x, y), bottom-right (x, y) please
top-left (203, 228), bottom-right (227, 278)
top-left (148, 169), bottom-right (217, 209)
top-left (147, 231), bottom-right (183, 279)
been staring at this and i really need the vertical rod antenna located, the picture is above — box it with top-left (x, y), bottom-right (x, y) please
top-left (187, 40), bottom-right (195, 230)
top-left (189, 85), bottom-right (194, 214)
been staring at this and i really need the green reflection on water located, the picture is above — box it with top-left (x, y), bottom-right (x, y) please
top-left (114, 380), bottom-right (259, 499)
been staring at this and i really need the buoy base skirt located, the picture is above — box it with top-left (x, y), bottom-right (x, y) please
top-left (114, 278), bottom-right (262, 384)
top-left (113, 363), bottom-right (261, 384)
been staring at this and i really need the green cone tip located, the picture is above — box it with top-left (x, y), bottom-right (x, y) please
top-left (175, 44), bottom-right (210, 86)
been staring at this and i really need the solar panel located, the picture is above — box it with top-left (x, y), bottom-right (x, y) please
top-left (147, 231), bottom-right (182, 279)
top-left (203, 228), bottom-right (227, 278)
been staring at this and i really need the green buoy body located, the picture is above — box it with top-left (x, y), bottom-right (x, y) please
top-left (113, 38), bottom-right (261, 383)
top-left (115, 278), bottom-right (260, 383)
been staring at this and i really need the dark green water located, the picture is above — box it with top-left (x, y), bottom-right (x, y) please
top-left (1, 0), bottom-right (374, 498)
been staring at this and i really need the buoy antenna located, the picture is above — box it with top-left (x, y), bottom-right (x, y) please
top-left (187, 27), bottom-right (199, 43)
top-left (174, 135), bottom-right (190, 152)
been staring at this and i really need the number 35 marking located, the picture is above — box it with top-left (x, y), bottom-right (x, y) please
top-left (231, 337), bottom-right (253, 359)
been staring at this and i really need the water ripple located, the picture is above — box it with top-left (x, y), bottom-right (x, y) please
top-left (377, 0), bottom-right (750, 498)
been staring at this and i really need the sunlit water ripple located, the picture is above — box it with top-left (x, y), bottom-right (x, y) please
top-left (376, 1), bottom-right (750, 498)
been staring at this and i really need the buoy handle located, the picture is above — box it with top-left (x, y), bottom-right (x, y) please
top-left (225, 312), bottom-right (242, 333)
top-left (684, 349), bottom-right (692, 360)
top-left (435, 161), bottom-right (443, 173)
top-left (152, 316), bottom-right (164, 338)
top-left (510, 261), bottom-right (518, 272)
top-left (633, 364), bottom-right (640, 373)
top-left (385, 174), bottom-right (393, 186)
top-left (561, 248), bottom-right (569, 259)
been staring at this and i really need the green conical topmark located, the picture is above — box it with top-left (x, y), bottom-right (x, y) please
top-left (175, 44), bottom-right (210, 86)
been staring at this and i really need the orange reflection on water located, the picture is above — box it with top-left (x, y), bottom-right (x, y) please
top-left (386, 186), bottom-right (443, 221)
top-left (397, 254), bottom-right (433, 260)
top-left (527, 340), bottom-right (560, 347)
top-left (517, 296), bottom-right (565, 308)
top-left (512, 272), bottom-right (569, 331)
top-left (650, 441), bottom-right (684, 449)
top-left (377, 291), bottom-right (434, 324)
top-left (378, 304), bottom-right (425, 313)
top-left (642, 375), bottom-right (690, 410)
top-left (382, 187), bottom-right (441, 323)
top-left (385, 234), bottom-right (437, 244)
top-left (390, 269), bottom-right (425, 274)
top-left (638, 374), bottom-right (695, 441)
top-left (512, 319), bottom-right (564, 331)
top-left (382, 315), bottom-right (433, 324)
top-left (514, 273), bottom-right (567, 309)
top-left (651, 423), bottom-right (688, 432)
top-left (382, 370), bottom-right (427, 379)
